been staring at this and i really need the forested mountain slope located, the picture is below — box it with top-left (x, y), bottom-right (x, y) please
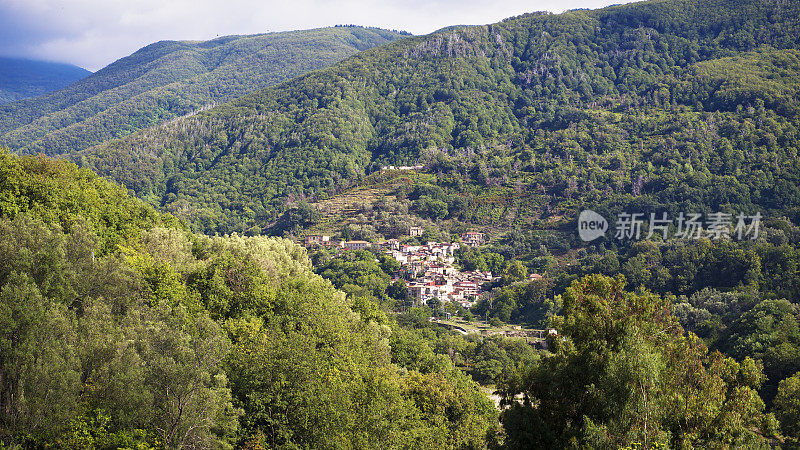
top-left (82, 0), bottom-right (800, 236)
top-left (1, 150), bottom-right (789, 449)
top-left (0, 57), bottom-right (90, 104)
top-left (0, 148), bottom-right (178, 253)
top-left (0, 26), bottom-right (408, 155)
top-left (0, 150), bottom-right (496, 448)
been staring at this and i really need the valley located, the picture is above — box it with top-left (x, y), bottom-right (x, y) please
top-left (2, 0), bottom-right (800, 448)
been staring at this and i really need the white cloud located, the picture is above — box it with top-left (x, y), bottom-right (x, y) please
top-left (0, 0), bottom-right (637, 71)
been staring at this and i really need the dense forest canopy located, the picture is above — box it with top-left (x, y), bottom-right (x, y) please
top-left (2, 150), bottom-right (795, 447)
top-left (3, 0), bottom-right (800, 447)
top-left (75, 0), bottom-right (800, 237)
top-left (0, 27), bottom-right (408, 156)
top-left (0, 151), bottom-right (497, 448)
top-left (0, 148), bottom-right (177, 254)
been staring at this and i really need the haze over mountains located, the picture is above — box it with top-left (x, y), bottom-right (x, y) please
top-left (0, 26), bottom-right (408, 155)
top-left (0, 57), bottom-right (90, 104)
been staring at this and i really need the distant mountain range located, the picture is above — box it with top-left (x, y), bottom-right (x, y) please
top-left (0, 26), bottom-right (409, 155)
top-left (76, 0), bottom-right (800, 237)
top-left (0, 57), bottom-right (90, 103)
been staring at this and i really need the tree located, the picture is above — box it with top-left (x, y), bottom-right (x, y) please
top-left (379, 253), bottom-right (401, 275)
top-left (0, 272), bottom-right (80, 443)
top-left (774, 372), bottom-right (800, 442)
top-left (502, 260), bottom-right (528, 285)
top-left (139, 305), bottom-right (240, 448)
top-left (723, 299), bottom-right (800, 396)
top-left (387, 280), bottom-right (410, 303)
top-left (499, 275), bottom-right (775, 449)
top-left (427, 297), bottom-right (442, 313)
top-left (317, 250), bottom-right (390, 300)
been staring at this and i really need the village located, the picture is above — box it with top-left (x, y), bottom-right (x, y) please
top-left (303, 227), bottom-right (526, 308)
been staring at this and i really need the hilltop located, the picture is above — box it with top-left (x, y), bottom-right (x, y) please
top-left (0, 26), bottom-right (408, 155)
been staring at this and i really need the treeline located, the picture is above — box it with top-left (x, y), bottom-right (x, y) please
top-left (334, 24), bottom-right (413, 36)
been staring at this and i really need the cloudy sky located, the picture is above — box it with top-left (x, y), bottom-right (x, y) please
top-left (0, 0), bottom-right (636, 71)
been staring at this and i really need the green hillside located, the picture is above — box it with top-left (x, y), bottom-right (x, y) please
top-left (1, 152), bottom-right (792, 449)
top-left (0, 150), bottom-right (497, 448)
top-left (5, 0), bottom-right (800, 446)
top-left (0, 57), bottom-right (90, 104)
top-left (81, 0), bottom-right (800, 238)
top-left (0, 26), bottom-right (408, 155)
top-left (0, 147), bottom-right (179, 253)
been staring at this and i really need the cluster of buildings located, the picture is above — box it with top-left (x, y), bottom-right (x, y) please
top-left (303, 231), bottom-right (492, 307)
top-left (392, 241), bottom-right (496, 307)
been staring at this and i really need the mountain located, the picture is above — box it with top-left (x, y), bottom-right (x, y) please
top-left (0, 26), bottom-right (409, 155)
top-left (0, 57), bottom-right (90, 103)
top-left (4, 3), bottom-right (800, 446)
top-left (81, 0), bottom-right (800, 237)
